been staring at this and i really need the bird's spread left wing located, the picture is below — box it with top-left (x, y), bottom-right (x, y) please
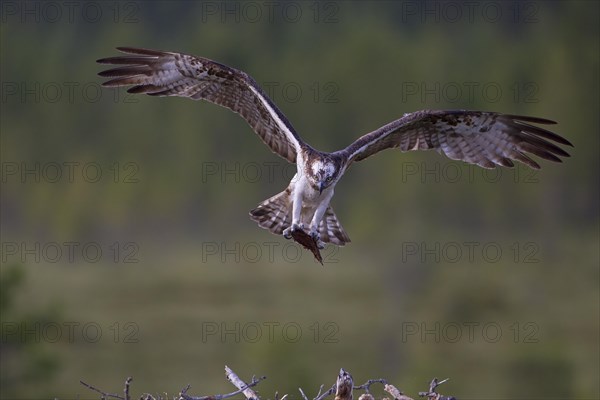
top-left (97, 47), bottom-right (304, 163)
top-left (341, 110), bottom-right (572, 169)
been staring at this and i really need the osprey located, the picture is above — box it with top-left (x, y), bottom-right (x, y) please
top-left (98, 47), bottom-right (572, 249)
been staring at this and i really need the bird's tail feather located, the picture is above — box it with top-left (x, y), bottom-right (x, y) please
top-left (249, 190), bottom-right (292, 236)
top-left (249, 190), bottom-right (351, 246)
top-left (318, 206), bottom-right (351, 246)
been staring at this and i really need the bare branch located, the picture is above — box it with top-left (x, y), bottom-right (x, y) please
top-left (180, 384), bottom-right (192, 397)
top-left (224, 366), bottom-right (266, 400)
top-left (181, 369), bottom-right (266, 400)
top-left (418, 378), bottom-right (454, 400)
top-left (384, 384), bottom-right (414, 400)
top-left (299, 381), bottom-right (336, 400)
top-left (298, 388), bottom-right (309, 400)
top-left (80, 380), bottom-right (125, 400)
top-left (315, 384), bottom-right (325, 399)
top-left (353, 379), bottom-right (388, 394)
top-left (125, 377), bottom-right (132, 400)
top-left (314, 384), bottom-right (336, 400)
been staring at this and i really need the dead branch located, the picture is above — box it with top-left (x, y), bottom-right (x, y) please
top-left (354, 378), bottom-right (388, 393)
top-left (224, 366), bottom-right (266, 400)
top-left (177, 367), bottom-right (267, 400)
top-left (80, 377), bottom-right (131, 400)
top-left (313, 385), bottom-right (336, 400)
top-left (81, 367), bottom-right (456, 400)
top-left (384, 384), bottom-right (413, 400)
top-left (418, 378), bottom-right (455, 400)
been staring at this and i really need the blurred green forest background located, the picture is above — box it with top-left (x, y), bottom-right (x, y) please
top-left (1, 1), bottom-right (598, 399)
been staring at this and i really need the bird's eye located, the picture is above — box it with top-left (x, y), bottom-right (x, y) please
top-left (326, 176), bottom-right (333, 182)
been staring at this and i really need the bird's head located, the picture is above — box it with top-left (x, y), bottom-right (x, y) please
top-left (335, 368), bottom-right (354, 400)
top-left (308, 157), bottom-right (340, 194)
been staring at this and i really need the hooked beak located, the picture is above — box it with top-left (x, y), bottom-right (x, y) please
top-left (319, 181), bottom-right (325, 194)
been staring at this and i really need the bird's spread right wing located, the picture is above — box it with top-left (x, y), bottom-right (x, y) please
top-left (341, 110), bottom-right (572, 169)
top-left (97, 47), bottom-right (304, 163)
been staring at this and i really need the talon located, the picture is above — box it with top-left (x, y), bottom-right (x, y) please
top-left (283, 228), bottom-right (292, 239)
top-left (309, 230), bottom-right (324, 249)
top-left (283, 223), bottom-right (303, 239)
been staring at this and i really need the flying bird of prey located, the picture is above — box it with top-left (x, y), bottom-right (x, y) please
top-left (98, 47), bottom-right (572, 250)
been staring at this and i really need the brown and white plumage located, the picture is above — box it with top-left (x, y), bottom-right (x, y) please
top-left (340, 110), bottom-right (571, 170)
top-left (97, 47), bottom-right (302, 163)
top-left (249, 188), bottom-right (351, 246)
top-left (98, 47), bottom-right (573, 250)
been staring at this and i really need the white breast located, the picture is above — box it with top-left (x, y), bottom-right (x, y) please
top-left (290, 173), bottom-right (334, 207)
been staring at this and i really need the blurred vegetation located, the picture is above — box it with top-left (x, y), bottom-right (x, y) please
top-left (1, 1), bottom-right (598, 399)
top-left (0, 265), bottom-right (61, 396)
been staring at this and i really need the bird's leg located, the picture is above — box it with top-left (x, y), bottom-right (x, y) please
top-left (283, 195), bottom-right (304, 239)
top-left (309, 202), bottom-right (328, 249)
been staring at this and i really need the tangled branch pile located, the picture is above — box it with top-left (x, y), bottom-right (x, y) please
top-left (80, 366), bottom-right (456, 400)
